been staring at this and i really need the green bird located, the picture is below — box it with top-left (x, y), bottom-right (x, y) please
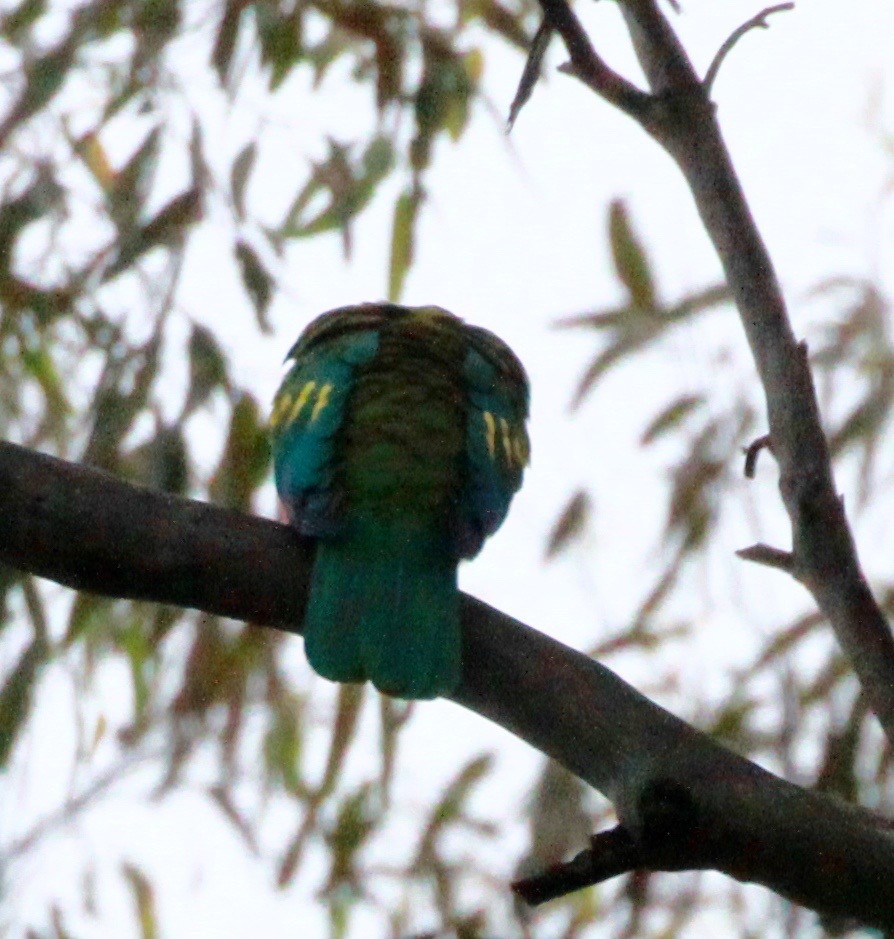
top-left (270, 303), bottom-right (530, 699)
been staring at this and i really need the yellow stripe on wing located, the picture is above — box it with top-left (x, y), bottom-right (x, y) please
top-left (483, 411), bottom-right (497, 460)
top-left (310, 383), bottom-right (333, 422)
top-left (286, 381), bottom-right (317, 426)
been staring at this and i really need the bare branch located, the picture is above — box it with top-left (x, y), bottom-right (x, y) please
top-left (514, 826), bottom-right (643, 904)
top-left (534, 0), bottom-right (894, 746)
top-left (7, 750), bottom-right (158, 860)
top-left (2, 442), bottom-right (894, 928)
top-left (703, 4), bottom-right (796, 97)
top-left (535, 0), bottom-right (655, 122)
top-left (736, 543), bottom-right (796, 574)
top-left (515, 779), bottom-right (712, 904)
top-left (744, 433), bottom-right (773, 478)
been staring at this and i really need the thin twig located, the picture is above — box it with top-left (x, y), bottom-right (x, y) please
top-left (536, 0), bottom-right (655, 121)
top-left (703, 4), bottom-right (795, 96)
top-left (736, 544), bottom-right (796, 574)
top-left (513, 826), bottom-right (641, 904)
top-left (7, 751), bottom-right (156, 860)
top-left (744, 433), bottom-right (773, 478)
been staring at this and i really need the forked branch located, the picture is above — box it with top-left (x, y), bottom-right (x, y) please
top-left (532, 0), bottom-right (894, 745)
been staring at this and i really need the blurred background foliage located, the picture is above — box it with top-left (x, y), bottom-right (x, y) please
top-left (0, 1), bottom-right (893, 938)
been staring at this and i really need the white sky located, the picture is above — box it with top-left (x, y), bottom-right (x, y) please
top-left (7, 1), bottom-right (894, 936)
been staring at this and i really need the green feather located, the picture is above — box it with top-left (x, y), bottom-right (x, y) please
top-left (303, 514), bottom-right (461, 699)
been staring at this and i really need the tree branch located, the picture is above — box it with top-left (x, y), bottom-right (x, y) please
top-left (736, 543), bottom-right (795, 574)
top-left (537, 0), bottom-right (894, 746)
top-left (2, 441), bottom-right (894, 927)
top-left (703, 4), bottom-right (795, 97)
top-left (535, 0), bottom-right (654, 122)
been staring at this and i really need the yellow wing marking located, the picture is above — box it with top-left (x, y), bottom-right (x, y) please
top-left (513, 431), bottom-right (530, 467)
top-left (483, 411), bottom-right (497, 460)
top-left (310, 383), bottom-right (333, 422)
top-left (270, 392), bottom-right (291, 428)
top-left (499, 417), bottom-right (513, 465)
top-left (286, 381), bottom-right (316, 426)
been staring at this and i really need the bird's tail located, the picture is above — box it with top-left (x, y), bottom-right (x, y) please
top-left (303, 514), bottom-right (461, 699)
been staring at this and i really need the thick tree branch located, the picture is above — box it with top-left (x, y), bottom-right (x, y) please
top-left (2, 441), bottom-right (894, 927)
top-left (536, 0), bottom-right (894, 745)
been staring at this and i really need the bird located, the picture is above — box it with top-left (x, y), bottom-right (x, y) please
top-left (270, 302), bottom-right (530, 699)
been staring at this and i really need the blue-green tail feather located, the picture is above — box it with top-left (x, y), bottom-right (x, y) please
top-left (303, 516), bottom-right (461, 699)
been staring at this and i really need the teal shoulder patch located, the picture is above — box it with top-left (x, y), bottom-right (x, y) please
top-left (271, 329), bottom-right (379, 532)
top-left (459, 346), bottom-right (530, 557)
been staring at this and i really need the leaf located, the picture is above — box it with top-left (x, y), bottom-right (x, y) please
top-left (104, 187), bottom-right (201, 280)
top-left (230, 141), bottom-right (256, 218)
top-left (76, 130), bottom-right (116, 191)
top-left (212, 0), bottom-right (248, 86)
top-left (171, 616), bottom-right (237, 717)
top-left (554, 303), bottom-right (631, 331)
top-left (127, 423), bottom-right (189, 493)
top-left (664, 422), bottom-right (729, 552)
top-left (188, 117), bottom-right (209, 194)
top-left (264, 700), bottom-right (303, 792)
top-left (184, 323), bottom-right (230, 416)
top-left (209, 784), bottom-right (259, 852)
top-left (608, 199), bottom-right (656, 309)
top-left (325, 783), bottom-right (378, 891)
top-left (0, 166), bottom-right (63, 267)
top-left (518, 760), bottom-right (590, 875)
top-left (709, 698), bottom-right (756, 745)
top-left (814, 700), bottom-right (865, 802)
top-left (444, 93), bottom-right (470, 141)
top-left (0, 37), bottom-right (76, 146)
top-left (569, 340), bottom-right (634, 409)
top-left (21, 343), bottom-right (69, 417)
top-left (0, 640), bottom-right (44, 767)
top-left (666, 282), bottom-right (730, 320)
top-left (121, 863), bottom-right (157, 939)
top-left (378, 696), bottom-right (411, 806)
top-left (82, 331), bottom-right (163, 471)
top-left (208, 393), bottom-right (271, 510)
top-left (51, 905), bottom-right (74, 939)
top-left (545, 490), bottom-right (590, 559)
top-left (318, 684), bottom-right (364, 796)
top-left (430, 753), bottom-right (492, 830)
top-left (110, 125), bottom-right (162, 230)
top-left (372, 17), bottom-right (404, 107)
top-left (256, 3), bottom-right (303, 90)
top-left (1, 0), bottom-right (47, 42)
top-left (640, 394), bottom-right (704, 445)
top-left (388, 189), bottom-right (419, 301)
top-left (119, 613), bottom-right (154, 720)
top-left (235, 240), bottom-right (273, 325)
top-left (749, 612), bottom-right (824, 672)
top-left (415, 46), bottom-right (473, 139)
top-left (281, 137), bottom-right (394, 253)
top-left (465, 0), bottom-right (529, 50)
top-left (507, 19), bottom-right (551, 130)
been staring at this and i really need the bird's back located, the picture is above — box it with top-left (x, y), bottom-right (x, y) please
top-left (337, 310), bottom-right (467, 521)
